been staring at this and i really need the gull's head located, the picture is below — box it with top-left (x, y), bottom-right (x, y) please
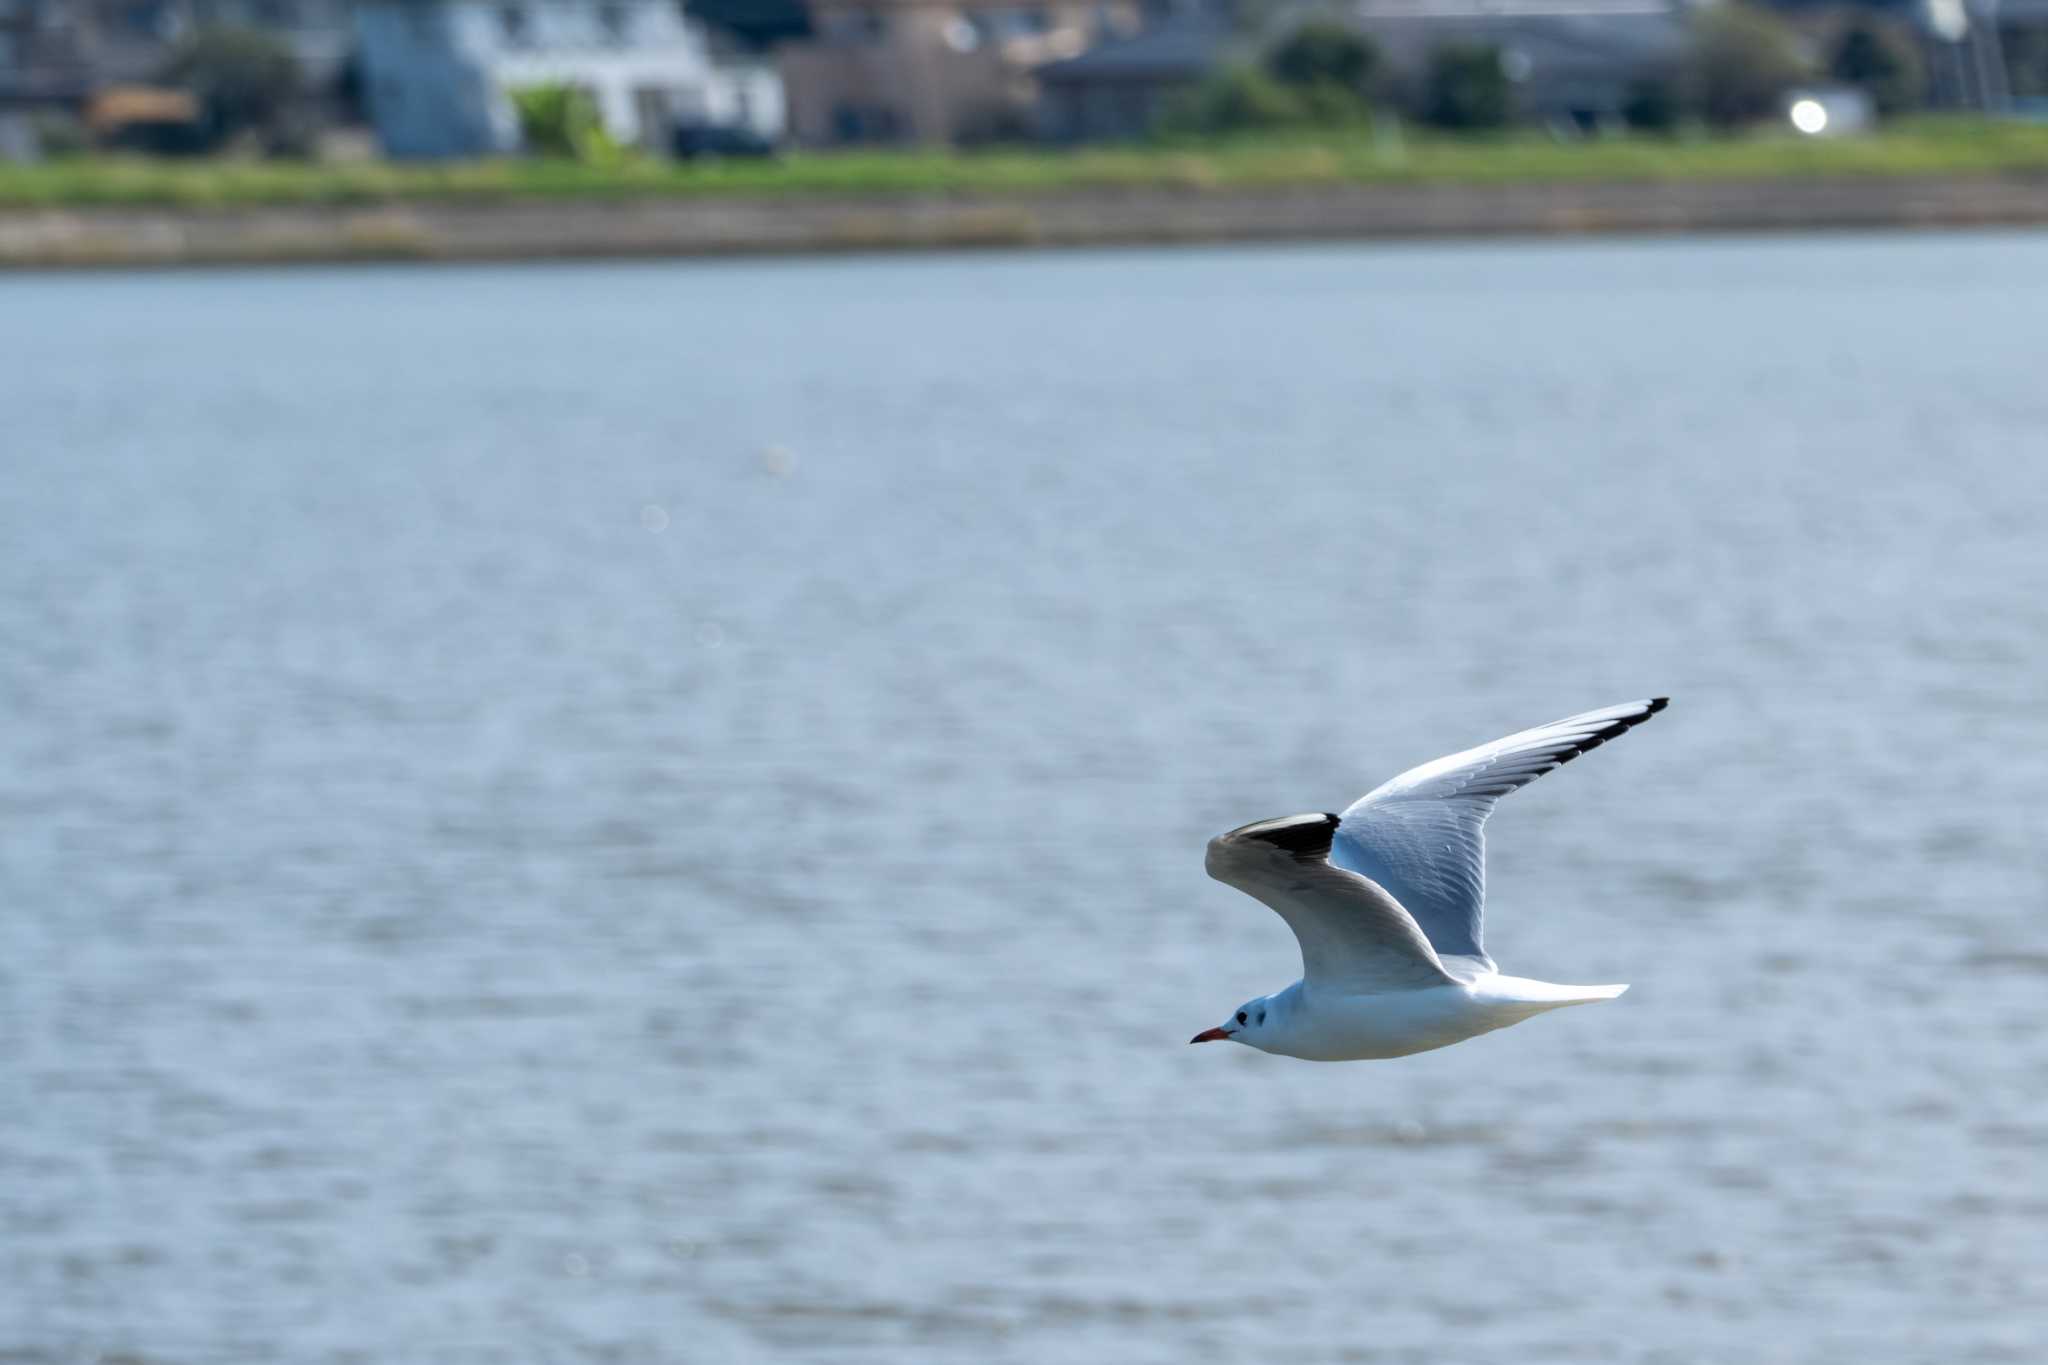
top-left (1191, 997), bottom-right (1271, 1048)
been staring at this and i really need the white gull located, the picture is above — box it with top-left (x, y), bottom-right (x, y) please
top-left (1191, 698), bottom-right (1669, 1061)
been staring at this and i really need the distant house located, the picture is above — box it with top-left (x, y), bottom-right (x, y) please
top-left (1, 0), bottom-right (356, 90)
top-left (1, 0), bottom-right (356, 156)
top-left (1996, 0), bottom-right (2047, 106)
top-left (777, 0), bottom-right (1146, 146)
top-left (1033, 0), bottom-right (1690, 142)
top-left (1036, 12), bottom-right (1235, 141)
top-left (1936, 0), bottom-right (2045, 110)
top-left (355, 0), bottom-right (783, 159)
top-left (1346, 0), bottom-right (1689, 129)
top-left (1, 0), bottom-right (184, 129)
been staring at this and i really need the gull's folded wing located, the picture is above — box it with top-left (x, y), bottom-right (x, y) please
top-left (1329, 698), bottom-right (1669, 973)
top-left (1206, 814), bottom-right (1456, 993)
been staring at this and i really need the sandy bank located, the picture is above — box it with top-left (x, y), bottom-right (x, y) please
top-left (5, 173), bottom-right (2047, 267)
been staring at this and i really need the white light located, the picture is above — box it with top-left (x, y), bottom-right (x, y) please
top-left (1790, 99), bottom-right (1828, 135)
top-left (1926, 0), bottom-right (1969, 42)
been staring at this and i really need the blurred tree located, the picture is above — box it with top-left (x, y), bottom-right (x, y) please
top-left (31, 112), bottom-right (92, 159)
top-left (1622, 72), bottom-right (1682, 130)
top-left (1266, 21), bottom-right (1381, 96)
top-left (1424, 44), bottom-right (1510, 128)
top-left (1829, 17), bottom-right (1926, 113)
top-left (159, 27), bottom-right (303, 147)
top-left (1682, 4), bottom-right (1811, 127)
top-left (510, 83), bottom-right (626, 161)
top-left (2008, 28), bottom-right (2048, 98)
top-left (1161, 67), bottom-right (1310, 134)
top-left (260, 107), bottom-right (323, 160)
top-left (333, 45), bottom-right (365, 125)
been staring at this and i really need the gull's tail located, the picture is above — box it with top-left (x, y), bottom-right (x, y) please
top-left (1481, 976), bottom-right (1630, 1019)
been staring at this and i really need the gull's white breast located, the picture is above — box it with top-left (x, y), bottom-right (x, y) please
top-left (1254, 976), bottom-right (1625, 1062)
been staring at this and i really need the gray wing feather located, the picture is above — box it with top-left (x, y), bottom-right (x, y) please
top-left (1206, 819), bottom-right (1456, 993)
top-left (1329, 699), bottom-right (1669, 970)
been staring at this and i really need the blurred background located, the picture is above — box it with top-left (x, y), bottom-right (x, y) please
top-left (5, 3), bottom-right (2048, 1363)
top-left (0, 0), bottom-right (2038, 163)
top-left (11, 0), bottom-right (2048, 257)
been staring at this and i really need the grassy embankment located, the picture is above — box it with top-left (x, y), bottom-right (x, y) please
top-left (4, 117), bottom-right (2048, 208)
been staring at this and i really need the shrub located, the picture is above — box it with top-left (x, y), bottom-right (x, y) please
top-left (2009, 27), bottom-right (2048, 98)
top-left (160, 27), bottom-right (303, 146)
top-left (509, 83), bottom-right (622, 160)
top-left (1424, 44), bottom-right (1510, 129)
top-left (31, 113), bottom-right (92, 159)
top-left (1622, 73), bottom-right (1681, 131)
top-left (1266, 21), bottom-right (1380, 95)
top-left (1293, 81), bottom-right (1374, 125)
top-left (1830, 18), bottom-right (1926, 114)
top-left (1163, 66), bottom-right (1311, 134)
top-left (333, 46), bottom-right (366, 125)
top-left (1682, 4), bottom-right (1810, 127)
top-left (262, 108), bottom-right (323, 160)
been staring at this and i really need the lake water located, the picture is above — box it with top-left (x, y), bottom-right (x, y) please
top-left (4, 235), bottom-right (2047, 1365)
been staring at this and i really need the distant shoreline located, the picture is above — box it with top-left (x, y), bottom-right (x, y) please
top-left (6, 174), bottom-right (2048, 267)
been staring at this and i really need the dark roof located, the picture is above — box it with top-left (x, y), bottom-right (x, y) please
top-left (1036, 16), bottom-right (1237, 84)
top-left (686, 0), bottom-right (811, 47)
top-left (1356, 7), bottom-right (1687, 69)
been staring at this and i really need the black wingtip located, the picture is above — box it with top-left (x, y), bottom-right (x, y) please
top-left (1222, 812), bottom-right (1340, 858)
top-left (1547, 698), bottom-right (1670, 773)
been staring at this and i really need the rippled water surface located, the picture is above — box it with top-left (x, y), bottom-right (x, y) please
top-left (5, 236), bottom-right (2047, 1364)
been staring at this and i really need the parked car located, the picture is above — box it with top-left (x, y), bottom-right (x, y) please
top-left (671, 121), bottom-right (776, 159)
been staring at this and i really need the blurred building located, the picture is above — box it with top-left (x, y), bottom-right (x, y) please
top-left (354, 0), bottom-right (783, 157)
top-left (0, 0), bottom-right (353, 92)
top-left (1916, 0), bottom-right (2015, 109)
top-left (0, 0), bottom-right (157, 111)
top-left (2, 0), bottom-right (186, 126)
top-left (1, 1), bottom-right (77, 146)
top-left (777, 0), bottom-right (1146, 146)
top-left (1999, 0), bottom-right (2048, 106)
top-left (0, 0), bottom-right (353, 156)
top-left (1035, 8), bottom-right (1233, 141)
top-left (1037, 0), bottom-right (1692, 142)
top-left (1348, 0), bottom-right (1689, 130)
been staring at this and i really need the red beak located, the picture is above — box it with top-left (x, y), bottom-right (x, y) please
top-left (1189, 1027), bottom-right (1233, 1044)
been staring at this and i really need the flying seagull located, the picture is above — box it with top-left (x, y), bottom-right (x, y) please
top-left (1191, 698), bottom-right (1669, 1061)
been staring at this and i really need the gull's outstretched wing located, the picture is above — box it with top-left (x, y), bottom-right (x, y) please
top-left (1206, 814), bottom-right (1456, 993)
top-left (1329, 698), bottom-right (1669, 976)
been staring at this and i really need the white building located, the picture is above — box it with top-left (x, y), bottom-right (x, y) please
top-left (356, 0), bottom-right (783, 158)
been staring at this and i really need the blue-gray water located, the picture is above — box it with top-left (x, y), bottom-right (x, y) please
top-left (4, 236), bottom-right (2046, 1365)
